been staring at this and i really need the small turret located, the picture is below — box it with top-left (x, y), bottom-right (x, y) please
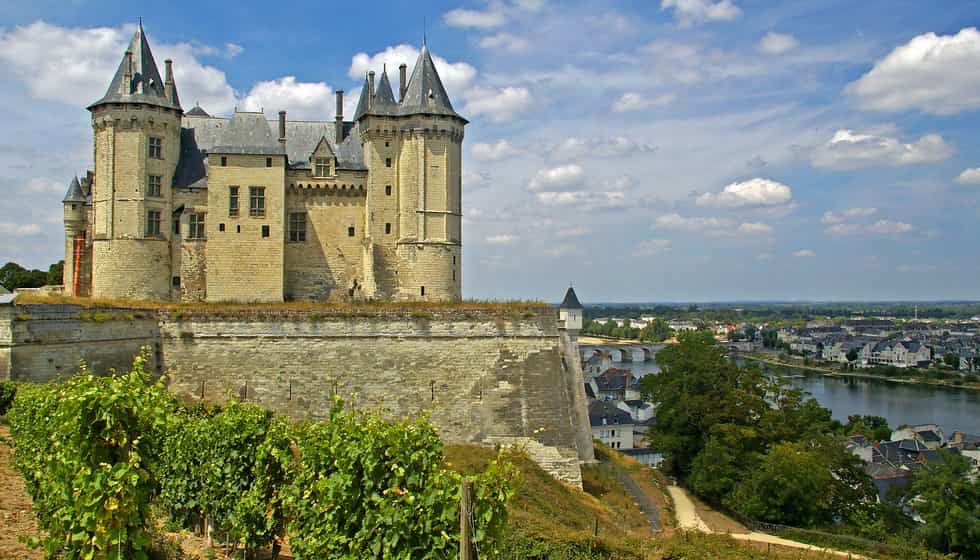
top-left (559, 286), bottom-right (584, 334)
top-left (62, 176), bottom-right (87, 224)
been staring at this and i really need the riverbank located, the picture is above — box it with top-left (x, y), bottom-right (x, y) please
top-left (739, 353), bottom-right (980, 392)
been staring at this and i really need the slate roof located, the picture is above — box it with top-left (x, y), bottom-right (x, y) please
top-left (63, 176), bottom-right (86, 203)
top-left (89, 23), bottom-right (180, 111)
top-left (374, 69), bottom-right (398, 110)
top-left (588, 400), bottom-right (633, 427)
top-left (595, 368), bottom-right (636, 392)
top-left (209, 112), bottom-right (282, 155)
top-left (353, 75), bottom-right (372, 121)
top-left (185, 105), bottom-right (210, 117)
top-left (398, 44), bottom-right (464, 121)
top-left (560, 287), bottom-right (583, 309)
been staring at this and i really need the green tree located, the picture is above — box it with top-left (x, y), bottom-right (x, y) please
top-left (639, 318), bottom-right (672, 342)
top-left (0, 261), bottom-right (51, 291)
top-left (904, 453), bottom-right (980, 556)
top-left (845, 415), bottom-right (892, 441)
top-left (762, 328), bottom-right (778, 349)
top-left (846, 348), bottom-right (859, 362)
top-left (943, 353), bottom-right (961, 369)
top-left (47, 260), bottom-right (64, 285)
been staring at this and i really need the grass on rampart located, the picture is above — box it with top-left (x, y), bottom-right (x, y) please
top-left (13, 293), bottom-right (549, 319)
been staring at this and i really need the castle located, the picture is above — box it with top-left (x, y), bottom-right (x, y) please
top-left (62, 23), bottom-right (464, 303)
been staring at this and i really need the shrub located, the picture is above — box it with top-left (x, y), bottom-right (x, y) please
top-left (0, 380), bottom-right (16, 415)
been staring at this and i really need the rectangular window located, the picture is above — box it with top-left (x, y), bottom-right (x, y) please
top-left (220, 156), bottom-right (227, 167)
top-left (385, 157), bottom-right (392, 167)
top-left (385, 185), bottom-right (392, 196)
top-left (147, 174), bottom-right (162, 197)
top-left (261, 225), bottom-right (270, 238)
top-left (219, 223), bottom-right (226, 232)
top-left (188, 213), bottom-right (205, 239)
top-left (289, 212), bottom-right (307, 242)
top-left (172, 276), bottom-right (181, 287)
top-left (421, 286), bottom-right (425, 296)
top-left (148, 137), bottom-right (162, 159)
top-left (385, 223), bottom-right (391, 235)
top-left (347, 226), bottom-right (355, 237)
top-left (249, 186), bottom-right (265, 217)
top-left (173, 219), bottom-right (180, 236)
top-left (146, 210), bottom-right (161, 237)
top-left (314, 158), bottom-right (330, 177)
top-left (266, 157), bottom-right (273, 168)
top-left (229, 186), bottom-right (239, 217)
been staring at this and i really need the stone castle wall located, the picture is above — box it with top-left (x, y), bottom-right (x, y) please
top-left (0, 305), bottom-right (592, 486)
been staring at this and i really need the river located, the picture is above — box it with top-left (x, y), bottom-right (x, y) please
top-left (614, 356), bottom-right (980, 434)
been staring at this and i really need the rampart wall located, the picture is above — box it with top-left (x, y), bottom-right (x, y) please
top-left (0, 304), bottom-right (592, 486)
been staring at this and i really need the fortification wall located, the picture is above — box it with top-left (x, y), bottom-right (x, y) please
top-left (0, 305), bottom-right (592, 486)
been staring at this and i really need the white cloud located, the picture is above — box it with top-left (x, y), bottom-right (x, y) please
top-left (556, 226), bottom-right (589, 238)
top-left (661, 0), bottom-right (741, 26)
top-left (443, 7), bottom-right (507, 28)
top-left (755, 252), bottom-right (772, 262)
top-left (792, 249), bottom-right (816, 258)
top-left (696, 178), bottom-right (793, 208)
top-left (846, 27), bottom-right (980, 115)
top-left (477, 33), bottom-right (530, 53)
top-left (956, 167), bottom-right (980, 185)
top-left (655, 214), bottom-right (734, 231)
top-left (528, 164), bottom-right (584, 192)
top-left (462, 171), bottom-right (491, 192)
top-left (348, 45), bottom-right (477, 100)
top-left (549, 136), bottom-right (655, 160)
top-left (811, 128), bottom-right (953, 170)
top-left (822, 207), bottom-right (878, 224)
top-left (824, 223), bottom-right (864, 236)
top-left (869, 219), bottom-right (913, 235)
top-left (632, 239), bottom-right (672, 257)
top-left (535, 190), bottom-right (628, 210)
top-left (485, 234), bottom-right (518, 244)
top-left (0, 222), bottom-right (42, 237)
top-left (824, 218), bottom-right (913, 236)
top-left (472, 139), bottom-right (519, 161)
top-left (736, 222), bottom-right (773, 235)
top-left (759, 32), bottom-right (799, 55)
top-left (23, 177), bottom-right (65, 194)
top-left (612, 92), bottom-right (676, 113)
top-left (239, 77), bottom-right (334, 120)
top-left (463, 86), bottom-right (533, 121)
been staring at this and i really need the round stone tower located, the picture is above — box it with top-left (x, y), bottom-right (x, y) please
top-left (87, 23), bottom-right (182, 300)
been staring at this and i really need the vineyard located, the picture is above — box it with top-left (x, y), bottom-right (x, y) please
top-left (3, 354), bottom-right (516, 560)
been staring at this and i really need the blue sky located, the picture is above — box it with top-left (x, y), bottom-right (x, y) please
top-left (1, 0), bottom-right (979, 302)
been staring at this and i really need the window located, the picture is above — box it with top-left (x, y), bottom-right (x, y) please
top-left (172, 276), bottom-right (181, 287)
top-left (385, 157), bottom-right (392, 167)
top-left (148, 137), bottom-right (162, 159)
top-left (173, 219), bottom-right (180, 236)
top-left (249, 187), bottom-right (265, 217)
top-left (266, 157), bottom-right (273, 168)
top-left (229, 186), bottom-right (239, 217)
top-left (188, 213), bottom-right (205, 239)
top-left (147, 175), bottom-right (162, 197)
top-left (146, 210), bottom-right (161, 236)
top-left (385, 223), bottom-right (391, 235)
top-left (452, 270), bottom-right (456, 282)
top-left (289, 212), bottom-right (307, 242)
top-left (314, 158), bottom-right (330, 177)
top-left (347, 226), bottom-right (355, 237)
top-left (420, 286), bottom-right (425, 296)
top-left (261, 225), bottom-right (270, 238)
top-left (385, 185), bottom-right (392, 196)
top-left (220, 156), bottom-right (227, 167)
top-left (236, 225), bottom-right (241, 233)
top-left (219, 223), bottom-right (226, 232)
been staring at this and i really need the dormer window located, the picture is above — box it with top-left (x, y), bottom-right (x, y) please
top-left (314, 158), bottom-right (331, 177)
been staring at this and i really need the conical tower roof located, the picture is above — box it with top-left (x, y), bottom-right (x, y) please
top-left (62, 176), bottom-right (86, 203)
top-left (373, 68), bottom-right (397, 109)
top-left (88, 22), bottom-right (180, 111)
top-left (352, 74), bottom-right (372, 121)
top-left (559, 287), bottom-right (583, 310)
top-left (399, 44), bottom-right (465, 121)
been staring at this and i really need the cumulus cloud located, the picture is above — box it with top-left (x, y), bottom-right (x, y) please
top-left (528, 164), bottom-right (585, 192)
top-left (472, 139), bottom-right (519, 161)
top-left (612, 92), bottom-right (676, 112)
top-left (535, 190), bottom-right (628, 210)
top-left (549, 136), bottom-right (655, 160)
top-left (811, 128), bottom-right (953, 170)
top-left (0, 222), bottom-right (42, 237)
top-left (240, 77), bottom-right (334, 120)
top-left (661, 0), bottom-right (741, 26)
top-left (632, 239), bottom-right (672, 257)
top-left (655, 214), bottom-right (734, 231)
top-left (846, 27), bottom-right (980, 115)
top-left (793, 249), bottom-right (816, 258)
top-left (477, 33), bottom-right (530, 53)
top-left (869, 220), bottom-right (914, 235)
top-left (695, 178), bottom-right (793, 208)
top-left (462, 171), bottom-right (491, 192)
top-left (348, 44), bottom-right (477, 99)
top-left (759, 32), bottom-right (798, 54)
top-left (443, 7), bottom-right (507, 28)
top-left (463, 86), bottom-right (533, 121)
top-left (556, 226), bottom-right (589, 238)
top-left (821, 207), bottom-right (878, 224)
top-left (956, 167), bottom-right (980, 185)
top-left (485, 234), bottom-right (518, 244)
top-left (824, 218), bottom-right (913, 236)
top-left (23, 177), bottom-right (66, 194)
top-left (736, 222), bottom-right (773, 235)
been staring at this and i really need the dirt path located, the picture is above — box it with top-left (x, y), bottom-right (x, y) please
top-left (0, 424), bottom-right (43, 560)
top-left (605, 458), bottom-right (661, 531)
top-left (667, 485), bottom-right (871, 559)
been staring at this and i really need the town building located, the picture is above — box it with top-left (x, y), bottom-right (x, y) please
top-left (588, 400), bottom-right (634, 450)
top-left (62, 23), bottom-right (464, 303)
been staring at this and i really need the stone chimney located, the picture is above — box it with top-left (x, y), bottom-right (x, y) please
top-left (399, 63), bottom-right (407, 102)
top-left (335, 90), bottom-right (344, 144)
top-left (278, 111), bottom-right (287, 150)
top-left (367, 71), bottom-right (375, 110)
top-left (164, 59), bottom-right (175, 102)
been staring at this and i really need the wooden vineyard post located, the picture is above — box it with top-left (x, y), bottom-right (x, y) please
top-left (460, 479), bottom-right (473, 560)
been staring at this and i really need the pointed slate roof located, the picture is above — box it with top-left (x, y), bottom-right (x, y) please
top-left (185, 105), bottom-right (211, 117)
top-left (62, 176), bottom-right (86, 203)
top-left (399, 44), bottom-right (465, 121)
top-left (373, 69), bottom-right (398, 109)
top-left (210, 112), bottom-right (282, 155)
top-left (560, 287), bottom-right (583, 310)
top-left (353, 75), bottom-right (372, 121)
top-left (88, 23), bottom-right (181, 111)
